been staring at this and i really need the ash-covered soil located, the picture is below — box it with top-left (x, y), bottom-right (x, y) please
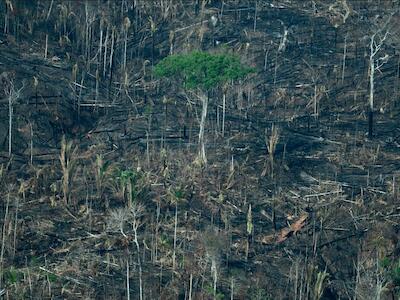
top-left (1, 1), bottom-right (400, 299)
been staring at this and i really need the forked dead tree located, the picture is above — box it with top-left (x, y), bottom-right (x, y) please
top-left (366, 15), bottom-right (394, 137)
top-left (1, 73), bottom-right (23, 157)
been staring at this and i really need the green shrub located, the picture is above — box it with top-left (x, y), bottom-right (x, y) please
top-left (380, 257), bottom-right (400, 295)
top-left (116, 168), bottom-right (140, 207)
top-left (3, 267), bottom-right (23, 285)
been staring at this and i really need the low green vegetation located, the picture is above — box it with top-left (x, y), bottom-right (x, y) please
top-left (116, 168), bottom-right (141, 207)
top-left (381, 257), bottom-right (400, 295)
top-left (3, 267), bottom-right (23, 285)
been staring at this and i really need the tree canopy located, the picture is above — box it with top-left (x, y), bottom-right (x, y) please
top-left (154, 51), bottom-right (255, 91)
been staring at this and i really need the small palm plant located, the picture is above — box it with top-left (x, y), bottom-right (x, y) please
top-left (59, 136), bottom-right (78, 206)
top-left (263, 124), bottom-right (279, 178)
top-left (94, 154), bottom-right (113, 202)
top-left (115, 169), bottom-right (140, 208)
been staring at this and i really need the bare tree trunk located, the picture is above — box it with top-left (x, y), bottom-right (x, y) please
top-left (30, 122), bottom-right (33, 165)
top-left (253, 1), bottom-right (257, 32)
top-left (5, 80), bottom-right (23, 157)
top-left (103, 25), bottom-right (109, 77)
top-left (189, 273), bottom-right (193, 300)
top-left (85, 2), bottom-right (90, 63)
top-left (264, 43), bottom-right (271, 71)
top-left (4, 3), bottom-right (8, 34)
top-left (95, 68), bottom-right (99, 109)
top-left (230, 277), bottom-right (234, 300)
top-left (341, 35), bottom-right (347, 84)
top-left (369, 39), bottom-right (375, 138)
top-left (211, 258), bottom-right (218, 300)
top-left (366, 16), bottom-right (392, 138)
top-left (78, 71), bottom-right (85, 121)
top-left (46, 0), bottom-right (54, 21)
top-left (198, 94), bottom-right (208, 165)
top-left (133, 228), bottom-right (143, 300)
top-left (0, 192), bottom-right (11, 290)
top-left (222, 92), bottom-right (226, 137)
top-left (123, 18), bottom-right (130, 73)
top-left (126, 258), bottom-right (130, 300)
top-left (109, 27), bottom-right (115, 74)
top-left (172, 201), bottom-right (178, 271)
top-left (273, 51), bottom-right (278, 86)
top-left (8, 92), bottom-right (13, 157)
top-left (124, 29), bottom-right (128, 72)
top-left (154, 198), bottom-right (160, 261)
top-left (44, 34), bottom-right (48, 59)
top-left (313, 83), bottom-right (318, 118)
top-left (99, 20), bottom-right (103, 65)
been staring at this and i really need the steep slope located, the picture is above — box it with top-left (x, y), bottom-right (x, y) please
top-left (1, 1), bottom-right (400, 299)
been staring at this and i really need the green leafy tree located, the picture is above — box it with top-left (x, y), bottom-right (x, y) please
top-left (155, 51), bottom-right (254, 165)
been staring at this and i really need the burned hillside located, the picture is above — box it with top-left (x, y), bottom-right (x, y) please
top-left (1, 1), bottom-right (400, 299)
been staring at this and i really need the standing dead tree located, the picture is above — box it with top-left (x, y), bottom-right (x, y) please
top-left (301, 59), bottom-right (327, 119)
top-left (1, 72), bottom-right (23, 157)
top-left (366, 15), bottom-right (393, 138)
top-left (130, 203), bottom-right (144, 300)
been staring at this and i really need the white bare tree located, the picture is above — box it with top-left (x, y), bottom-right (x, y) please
top-left (2, 74), bottom-right (24, 157)
top-left (130, 203), bottom-right (144, 300)
top-left (366, 14), bottom-right (393, 137)
top-left (107, 204), bottom-right (144, 300)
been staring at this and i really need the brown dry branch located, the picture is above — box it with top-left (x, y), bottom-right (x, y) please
top-left (261, 213), bottom-right (308, 245)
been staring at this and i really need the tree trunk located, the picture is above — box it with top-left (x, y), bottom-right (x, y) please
top-left (103, 24), bottom-right (109, 77)
top-left (44, 34), bottom-right (48, 59)
top-left (123, 29), bottom-right (128, 72)
top-left (253, 1), bottom-right (257, 32)
top-left (8, 94), bottom-right (12, 157)
top-left (172, 201), bottom-right (177, 271)
top-left (313, 83), bottom-right (318, 118)
top-left (99, 19), bottom-right (103, 67)
top-left (198, 93), bottom-right (208, 165)
top-left (222, 92), bottom-right (226, 137)
top-left (341, 35), bottom-right (347, 84)
top-left (368, 109), bottom-right (373, 138)
top-left (30, 122), bottom-right (33, 165)
top-left (211, 258), bottom-right (217, 300)
top-left (133, 230), bottom-right (143, 300)
top-left (189, 273), bottom-right (193, 300)
top-left (369, 39), bottom-right (375, 138)
top-left (126, 258), bottom-right (130, 300)
top-left (230, 277), bottom-right (234, 300)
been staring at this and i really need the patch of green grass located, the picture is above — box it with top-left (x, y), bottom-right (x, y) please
top-left (249, 288), bottom-right (269, 300)
top-left (39, 269), bottom-right (58, 283)
top-left (203, 284), bottom-right (224, 300)
top-left (3, 267), bottom-right (24, 284)
top-left (391, 260), bottom-right (400, 286)
top-left (47, 273), bottom-right (58, 283)
top-left (380, 257), bottom-right (400, 295)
